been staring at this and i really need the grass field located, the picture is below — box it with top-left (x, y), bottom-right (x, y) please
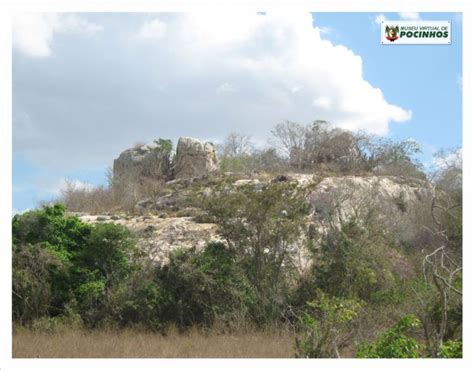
top-left (13, 327), bottom-right (295, 358)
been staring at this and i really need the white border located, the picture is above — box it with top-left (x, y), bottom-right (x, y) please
top-left (1, 1), bottom-right (472, 370)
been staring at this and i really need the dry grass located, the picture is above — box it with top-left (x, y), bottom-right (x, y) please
top-left (13, 327), bottom-right (295, 358)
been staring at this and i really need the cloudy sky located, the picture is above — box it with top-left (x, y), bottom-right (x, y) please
top-left (12, 12), bottom-right (462, 213)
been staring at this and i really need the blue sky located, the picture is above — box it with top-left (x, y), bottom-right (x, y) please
top-left (12, 12), bottom-right (462, 213)
top-left (313, 12), bottom-right (462, 153)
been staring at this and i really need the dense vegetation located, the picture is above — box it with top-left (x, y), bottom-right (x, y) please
top-left (12, 121), bottom-right (462, 358)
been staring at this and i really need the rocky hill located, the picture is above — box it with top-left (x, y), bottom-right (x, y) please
top-left (16, 130), bottom-right (461, 358)
top-left (75, 136), bottom-right (433, 267)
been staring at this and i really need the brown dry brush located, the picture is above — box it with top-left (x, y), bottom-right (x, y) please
top-left (12, 326), bottom-right (295, 358)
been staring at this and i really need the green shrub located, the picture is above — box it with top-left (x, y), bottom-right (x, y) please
top-left (30, 303), bottom-right (82, 333)
top-left (12, 205), bottom-right (93, 319)
top-left (12, 204), bottom-right (92, 254)
top-left (12, 243), bottom-right (67, 323)
top-left (356, 314), bottom-right (423, 358)
top-left (156, 243), bottom-right (255, 328)
top-left (12, 204), bottom-right (139, 328)
top-left (73, 223), bottom-right (139, 327)
top-left (219, 154), bottom-right (252, 173)
top-left (75, 279), bottom-right (107, 327)
top-left (440, 340), bottom-right (462, 358)
top-left (77, 222), bottom-right (138, 283)
top-left (153, 138), bottom-right (173, 155)
top-left (116, 281), bottom-right (165, 331)
top-left (295, 290), bottom-right (362, 358)
top-left (310, 220), bottom-right (401, 302)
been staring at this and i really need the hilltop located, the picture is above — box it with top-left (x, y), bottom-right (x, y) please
top-left (63, 129), bottom-right (433, 267)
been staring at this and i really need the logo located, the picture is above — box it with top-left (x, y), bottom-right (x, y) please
top-left (385, 25), bottom-right (399, 42)
top-left (381, 21), bottom-right (451, 45)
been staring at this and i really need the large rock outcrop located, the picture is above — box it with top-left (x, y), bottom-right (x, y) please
top-left (113, 137), bottom-right (218, 182)
top-left (113, 143), bottom-right (172, 182)
top-left (308, 176), bottom-right (432, 238)
top-left (82, 170), bottom-right (433, 267)
top-left (222, 174), bottom-right (432, 237)
top-left (173, 137), bottom-right (218, 179)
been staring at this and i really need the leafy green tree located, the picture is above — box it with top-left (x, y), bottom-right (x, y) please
top-left (77, 223), bottom-right (138, 286)
top-left (73, 223), bottom-right (140, 327)
top-left (12, 205), bottom-right (92, 319)
top-left (74, 279), bottom-right (108, 327)
top-left (156, 243), bottom-right (255, 328)
top-left (13, 204), bottom-right (92, 255)
top-left (311, 220), bottom-right (398, 301)
top-left (12, 243), bottom-right (67, 324)
top-left (202, 182), bottom-right (310, 324)
top-left (12, 204), bottom-right (140, 328)
top-left (115, 280), bottom-right (165, 331)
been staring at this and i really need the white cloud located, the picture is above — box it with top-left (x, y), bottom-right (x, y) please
top-left (13, 13), bottom-right (102, 57)
top-left (13, 13), bottom-right (57, 57)
top-left (398, 12), bottom-right (421, 20)
top-left (60, 14), bottom-right (104, 34)
top-left (313, 96), bottom-right (332, 110)
top-left (13, 13), bottom-right (411, 171)
top-left (374, 14), bottom-right (387, 25)
top-left (319, 26), bottom-right (332, 35)
top-left (291, 86), bottom-right (303, 94)
top-left (216, 82), bottom-right (236, 95)
top-left (150, 12), bottom-right (410, 135)
top-left (137, 19), bottom-right (167, 40)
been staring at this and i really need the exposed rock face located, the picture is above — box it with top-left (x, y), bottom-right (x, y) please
top-left (113, 137), bottom-right (218, 180)
top-left (113, 137), bottom-right (218, 182)
top-left (78, 215), bottom-right (221, 265)
top-left (135, 194), bottom-right (178, 212)
top-left (174, 137), bottom-right (218, 179)
top-left (78, 173), bottom-right (433, 267)
top-left (113, 143), bottom-right (172, 182)
top-left (308, 176), bottom-right (432, 236)
top-left (227, 174), bottom-right (431, 237)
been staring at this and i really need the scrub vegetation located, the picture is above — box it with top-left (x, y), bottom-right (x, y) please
top-left (12, 121), bottom-right (462, 358)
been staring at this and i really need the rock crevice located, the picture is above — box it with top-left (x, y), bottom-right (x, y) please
top-left (113, 137), bottom-right (218, 182)
top-left (173, 137), bottom-right (218, 179)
